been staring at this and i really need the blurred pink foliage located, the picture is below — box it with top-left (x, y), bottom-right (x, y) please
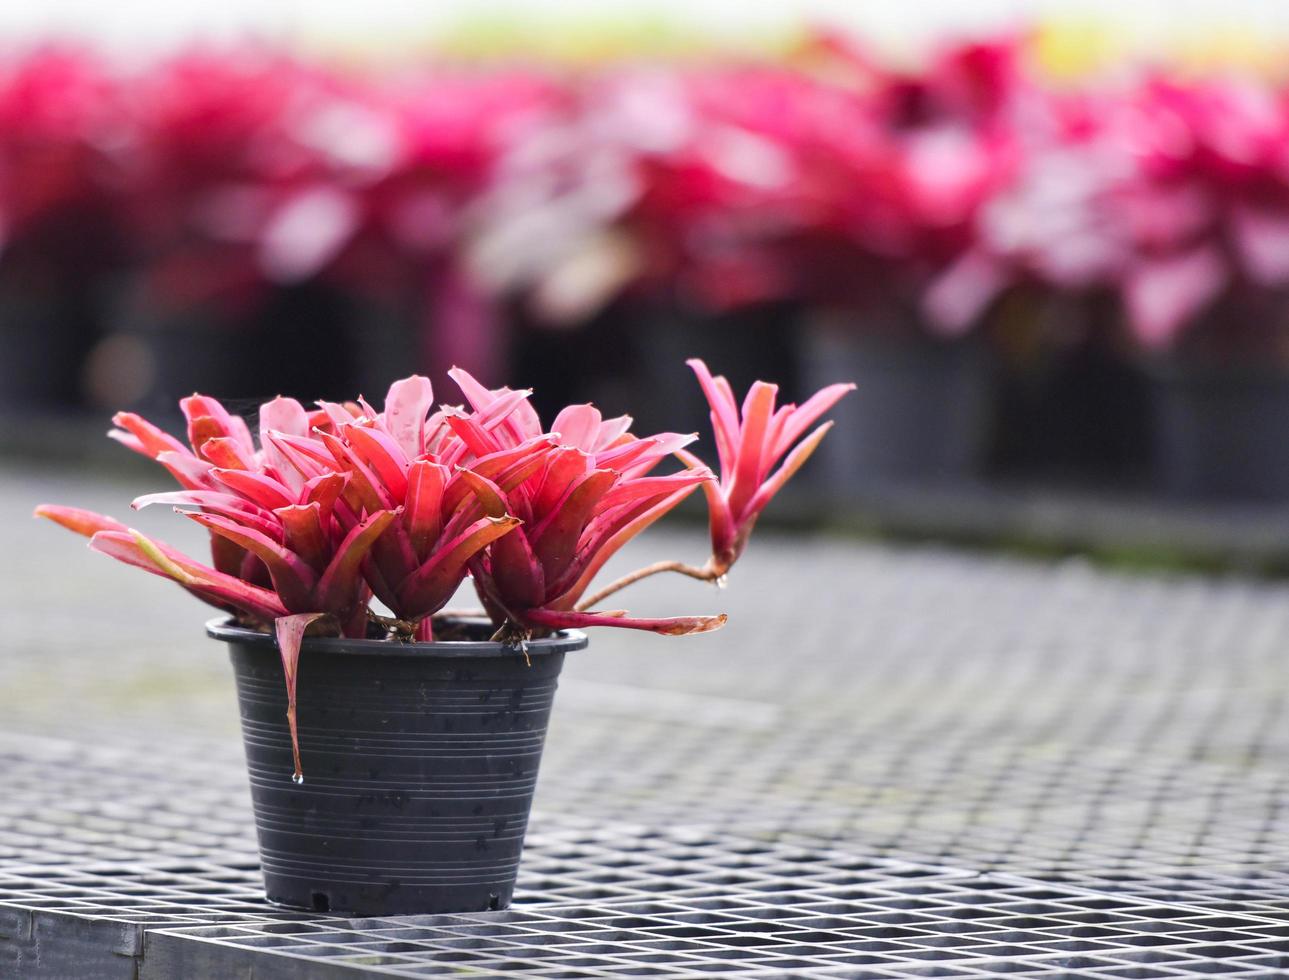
top-left (5, 35), bottom-right (1289, 349)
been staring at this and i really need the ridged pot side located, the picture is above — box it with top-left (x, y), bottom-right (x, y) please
top-left (210, 619), bottom-right (587, 916)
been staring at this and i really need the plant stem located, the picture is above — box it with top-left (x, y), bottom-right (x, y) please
top-left (576, 560), bottom-right (717, 611)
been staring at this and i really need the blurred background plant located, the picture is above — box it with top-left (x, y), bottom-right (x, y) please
top-left (9, 0), bottom-right (1289, 522)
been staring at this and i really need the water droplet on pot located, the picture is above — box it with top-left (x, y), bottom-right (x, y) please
top-left (292, 772), bottom-right (305, 785)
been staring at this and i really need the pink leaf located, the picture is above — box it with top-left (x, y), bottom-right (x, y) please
top-left (549, 483), bottom-right (700, 608)
top-left (750, 421), bottom-right (835, 517)
top-left (274, 612), bottom-right (330, 783)
top-left (34, 504), bottom-right (129, 538)
top-left (448, 367), bottom-right (543, 442)
top-left (1124, 247), bottom-right (1227, 349)
top-left (212, 469), bottom-right (295, 511)
top-left (523, 607), bottom-right (727, 635)
top-left (687, 359), bottom-right (740, 463)
top-left (396, 515), bottom-right (521, 620)
top-left (199, 435), bottom-right (257, 471)
top-left (153, 450), bottom-right (216, 491)
top-left (382, 375), bottom-right (435, 459)
top-left (316, 509), bottom-right (399, 613)
top-left (488, 525), bottom-right (547, 610)
top-left (185, 512), bottom-right (318, 611)
top-left (343, 424), bottom-right (410, 501)
top-left (274, 502), bottom-right (329, 572)
top-left (727, 381), bottom-right (778, 519)
top-left (530, 469), bottom-right (617, 584)
top-left (109, 412), bottom-right (190, 460)
top-left (132, 490), bottom-right (281, 539)
top-left (772, 383), bottom-right (856, 461)
top-left (404, 460), bottom-right (448, 562)
top-left (550, 404), bottom-right (603, 451)
top-left (88, 530), bottom-right (287, 622)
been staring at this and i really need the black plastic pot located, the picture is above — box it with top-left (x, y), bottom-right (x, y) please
top-left (1148, 358), bottom-right (1289, 501)
top-left (800, 317), bottom-right (992, 489)
top-left (208, 618), bottom-right (587, 917)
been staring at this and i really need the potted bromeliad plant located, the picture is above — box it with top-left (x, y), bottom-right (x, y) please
top-left (36, 360), bottom-right (852, 916)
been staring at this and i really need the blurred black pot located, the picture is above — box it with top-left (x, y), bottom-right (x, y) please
top-left (511, 299), bottom-right (800, 434)
top-left (1149, 358), bottom-right (1289, 501)
top-left (0, 275), bottom-right (99, 412)
top-left (210, 617), bottom-right (587, 917)
top-left (800, 314), bottom-right (992, 490)
top-left (97, 282), bottom-right (362, 419)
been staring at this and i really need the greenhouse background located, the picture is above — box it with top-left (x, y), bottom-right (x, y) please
top-left (8, 0), bottom-right (1289, 536)
top-left (14, 4), bottom-right (1289, 979)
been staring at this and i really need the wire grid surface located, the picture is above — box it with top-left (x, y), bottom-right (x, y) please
top-left (9, 468), bottom-right (1289, 975)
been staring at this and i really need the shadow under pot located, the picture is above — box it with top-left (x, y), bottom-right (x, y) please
top-left (1148, 357), bottom-right (1289, 502)
top-left (799, 320), bottom-right (992, 490)
top-left (209, 618), bottom-right (587, 917)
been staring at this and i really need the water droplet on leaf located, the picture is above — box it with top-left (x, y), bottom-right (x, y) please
top-left (292, 772), bottom-right (305, 785)
top-left (715, 574), bottom-right (729, 590)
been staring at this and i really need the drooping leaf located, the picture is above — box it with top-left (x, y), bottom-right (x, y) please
top-left (275, 612), bottom-right (330, 784)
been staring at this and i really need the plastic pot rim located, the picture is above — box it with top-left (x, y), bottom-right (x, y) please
top-left (205, 616), bottom-right (588, 660)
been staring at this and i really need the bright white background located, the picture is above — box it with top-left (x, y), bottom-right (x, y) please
top-left (1, 1), bottom-right (1288, 56)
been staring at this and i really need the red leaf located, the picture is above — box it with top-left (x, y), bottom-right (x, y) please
top-left (109, 412), bottom-right (190, 460)
top-left (382, 375), bottom-right (435, 459)
top-left (211, 469), bottom-right (295, 511)
top-left (530, 469), bottom-right (616, 584)
top-left (274, 502), bottom-right (329, 572)
top-left (523, 607), bottom-right (727, 635)
top-left (185, 512), bottom-right (318, 611)
top-left (275, 612), bottom-right (330, 783)
top-left (88, 530), bottom-right (288, 622)
top-left (316, 509), bottom-right (399, 612)
top-left (396, 515), bottom-right (520, 621)
top-left (34, 504), bottom-right (129, 538)
top-left (727, 381), bottom-right (778, 519)
top-left (404, 459), bottom-right (448, 562)
top-left (343, 424), bottom-right (410, 501)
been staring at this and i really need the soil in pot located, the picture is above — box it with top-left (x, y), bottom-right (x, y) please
top-left (210, 618), bottom-right (587, 917)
